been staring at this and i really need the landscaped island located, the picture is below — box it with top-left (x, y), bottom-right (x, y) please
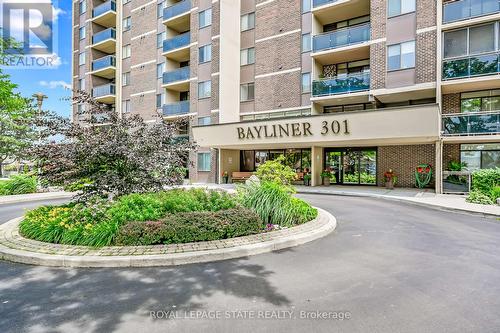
top-left (19, 182), bottom-right (318, 247)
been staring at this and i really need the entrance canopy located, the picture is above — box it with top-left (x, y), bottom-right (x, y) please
top-left (193, 104), bottom-right (440, 149)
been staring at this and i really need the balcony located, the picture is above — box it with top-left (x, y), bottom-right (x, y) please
top-left (312, 71), bottom-right (370, 96)
top-left (163, 32), bottom-right (191, 61)
top-left (162, 66), bottom-right (190, 90)
top-left (442, 111), bottom-right (500, 136)
top-left (92, 83), bottom-right (116, 104)
top-left (443, 0), bottom-right (500, 24)
top-left (162, 101), bottom-right (190, 117)
top-left (91, 28), bottom-right (116, 53)
top-left (164, 0), bottom-right (191, 21)
top-left (92, 0), bottom-right (116, 27)
top-left (91, 55), bottom-right (116, 79)
top-left (312, 0), bottom-right (370, 25)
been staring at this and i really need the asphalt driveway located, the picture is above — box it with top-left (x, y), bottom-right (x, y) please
top-left (0, 195), bottom-right (499, 333)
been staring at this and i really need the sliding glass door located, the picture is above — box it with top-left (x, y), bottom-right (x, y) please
top-left (325, 148), bottom-right (377, 185)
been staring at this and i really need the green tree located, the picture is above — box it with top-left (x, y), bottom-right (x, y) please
top-left (255, 155), bottom-right (297, 185)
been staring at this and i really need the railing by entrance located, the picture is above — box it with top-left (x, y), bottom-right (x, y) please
top-left (442, 170), bottom-right (472, 194)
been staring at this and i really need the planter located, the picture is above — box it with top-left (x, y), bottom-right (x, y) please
top-left (303, 179), bottom-right (310, 186)
top-left (222, 176), bottom-right (228, 184)
top-left (323, 178), bottom-right (331, 186)
top-left (385, 180), bottom-right (394, 190)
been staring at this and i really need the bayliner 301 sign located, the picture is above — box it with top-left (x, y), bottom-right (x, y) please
top-left (237, 120), bottom-right (350, 140)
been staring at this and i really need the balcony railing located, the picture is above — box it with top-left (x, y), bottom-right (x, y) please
top-left (162, 101), bottom-right (190, 116)
top-left (92, 28), bottom-right (116, 45)
top-left (164, 0), bottom-right (191, 21)
top-left (163, 66), bottom-right (190, 85)
top-left (92, 83), bottom-right (116, 98)
top-left (442, 111), bottom-right (500, 135)
top-left (313, 0), bottom-right (339, 8)
top-left (442, 52), bottom-right (499, 80)
top-left (163, 32), bottom-right (190, 53)
top-left (443, 0), bottom-right (500, 23)
top-left (92, 55), bottom-right (116, 71)
top-left (312, 72), bottom-right (370, 97)
top-left (93, 0), bottom-right (116, 18)
top-left (313, 23), bottom-right (370, 53)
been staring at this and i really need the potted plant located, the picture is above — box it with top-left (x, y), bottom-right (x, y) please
top-left (222, 171), bottom-right (229, 184)
top-left (303, 173), bottom-right (311, 186)
top-left (383, 169), bottom-right (397, 189)
top-left (321, 170), bottom-right (333, 186)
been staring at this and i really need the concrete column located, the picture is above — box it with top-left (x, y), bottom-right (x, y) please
top-left (311, 146), bottom-right (324, 186)
top-left (435, 140), bottom-right (443, 194)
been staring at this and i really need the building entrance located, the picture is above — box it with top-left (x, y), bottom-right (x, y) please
top-left (324, 148), bottom-right (377, 185)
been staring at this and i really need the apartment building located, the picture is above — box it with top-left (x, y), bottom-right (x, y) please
top-left (72, 0), bottom-right (500, 192)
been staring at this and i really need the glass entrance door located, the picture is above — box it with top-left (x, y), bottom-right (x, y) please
top-left (324, 148), bottom-right (377, 185)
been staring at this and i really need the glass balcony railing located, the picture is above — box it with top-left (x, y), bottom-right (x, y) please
top-left (93, 0), bottom-right (116, 18)
top-left (313, 0), bottom-right (339, 8)
top-left (163, 66), bottom-right (190, 85)
top-left (164, 0), bottom-right (191, 21)
top-left (92, 28), bottom-right (116, 45)
top-left (312, 72), bottom-right (370, 97)
top-left (162, 101), bottom-right (190, 116)
top-left (92, 55), bottom-right (116, 71)
top-left (313, 23), bottom-right (370, 53)
top-left (442, 52), bottom-right (499, 80)
top-left (443, 0), bottom-right (500, 23)
top-left (163, 32), bottom-right (190, 53)
top-left (442, 111), bottom-right (500, 135)
top-left (92, 83), bottom-right (116, 98)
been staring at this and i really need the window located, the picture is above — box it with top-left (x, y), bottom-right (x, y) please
top-left (461, 90), bottom-right (500, 112)
top-left (123, 17), bottom-right (131, 31)
top-left (241, 13), bottom-right (255, 31)
top-left (122, 72), bottom-right (130, 86)
top-left (198, 81), bottom-right (211, 99)
top-left (157, 63), bottom-right (165, 79)
top-left (122, 44), bottom-right (131, 59)
top-left (157, 2), bottom-right (164, 18)
top-left (157, 31), bottom-right (166, 48)
top-left (388, 0), bottom-right (415, 17)
top-left (387, 41), bottom-right (415, 70)
top-left (199, 8), bottom-right (212, 28)
top-left (79, 26), bottom-right (86, 40)
top-left (123, 0), bottom-right (131, 4)
top-left (199, 44), bottom-right (212, 63)
top-left (302, 33), bottom-right (311, 53)
top-left (240, 82), bottom-right (255, 102)
top-left (77, 104), bottom-right (85, 114)
top-left (198, 153), bottom-right (211, 171)
top-left (156, 93), bottom-right (165, 108)
top-left (122, 100), bottom-right (131, 113)
top-left (198, 116), bottom-right (211, 126)
top-left (78, 78), bottom-right (85, 90)
top-left (443, 23), bottom-right (496, 59)
top-left (79, 52), bottom-right (86, 66)
top-left (302, 0), bottom-right (311, 13)
top-left (240, 47), bottom-right (255, 66)
top-left (301, 73), bottom-right (311, 93)
top-left (79, 0), bottom-right (86, 15)
top-left (460, 144), bottom-right (500, 170)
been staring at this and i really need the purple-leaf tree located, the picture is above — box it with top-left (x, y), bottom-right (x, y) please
top-left (29, 90), bottom-right (197, 201)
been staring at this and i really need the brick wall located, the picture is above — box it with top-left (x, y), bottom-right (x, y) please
top-left (443, 143), bottom-right (461, 169)
top-left (416, 0), bottom-right (437, 29)
top-left (370, 0), bottom-right (386, 39)
top-left (416, 30), bottom-right (436, 84)
top-left (211, 75), bottom-right (219, 110)
top-left (255, 33), bottom-right (301, 76)
top-left (370, 42), bottom-right (386, 89)
top-left (255, 71), bottom-right (301, 111)
top-left (255, 0), bottom-right (300, 40)
top-left (378, 144), bottom-right (436, 188)
top-left (442, 93), bottom-right (461, 114)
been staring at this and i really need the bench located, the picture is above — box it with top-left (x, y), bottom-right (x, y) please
top-left (231, 172), bottom-right (254, 183)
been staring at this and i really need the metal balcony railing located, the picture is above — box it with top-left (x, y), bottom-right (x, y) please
top-left (92, 55), bottom-right (116, 71)
top-left (442, 111), bottom-right (500, 135)
top-left (162, 101), bottom-right (190, 116)
top-left (312, 72), bottom-right (370, 97)
top-left (93, 0), bottom-right (116, 18)
top-left (313, 23), bottom-right (370, 52)
top-left (442, 52), bottom-right (500, 80)
top-left (313, 0), bottom-right (340, 8)
top-left (92, 83), bottom-right (116, 98)
top-left (92, 28), bottom-right (116, 45)
top-left (163, 66), bottom-right (190, 85)
top-left (443, 0), bottom-right (500, 23)
top-left (163, 0), bottom-right (191, 21)
top-left (163, 32), bottom-right (190, 53)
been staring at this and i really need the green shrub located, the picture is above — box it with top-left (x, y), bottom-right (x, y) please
top-left (64, 178), bottom-right (93, 192)
top-left (466, 191), bottom-right (494, 205)
top-left (0, 174), bottom-right (37, 195)
top-left (490, 186), bottom-right (500, 202)
top-left (471, 168), bottom-right (500, 199)
top-left (114, 208), bottom-right (264, 246)
top-left (255, 155), bottom-right (297, 185)
top-left (238, 181), bottom-right (318, 227)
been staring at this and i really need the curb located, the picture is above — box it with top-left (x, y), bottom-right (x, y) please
top-left (0, 208), bottom-right (336, 268)
top-left (297, 189), bottom-right (499, 219)
top-left (0, 192), bottom-right (75, 205)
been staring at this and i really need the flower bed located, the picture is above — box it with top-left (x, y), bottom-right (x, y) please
top-left (19, 186), bottom-right (318, 247)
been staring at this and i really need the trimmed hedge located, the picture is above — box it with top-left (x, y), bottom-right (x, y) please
top-left (468, 168), bottom-right (500, 204)
top-left (114, 207), bottom-right (264, 246)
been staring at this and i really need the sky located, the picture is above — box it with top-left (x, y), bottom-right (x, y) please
top-left (2, 0), bottom-right (73, 118)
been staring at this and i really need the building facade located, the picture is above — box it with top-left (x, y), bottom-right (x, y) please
top-left (72, 0), bottom-right (500, 192)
